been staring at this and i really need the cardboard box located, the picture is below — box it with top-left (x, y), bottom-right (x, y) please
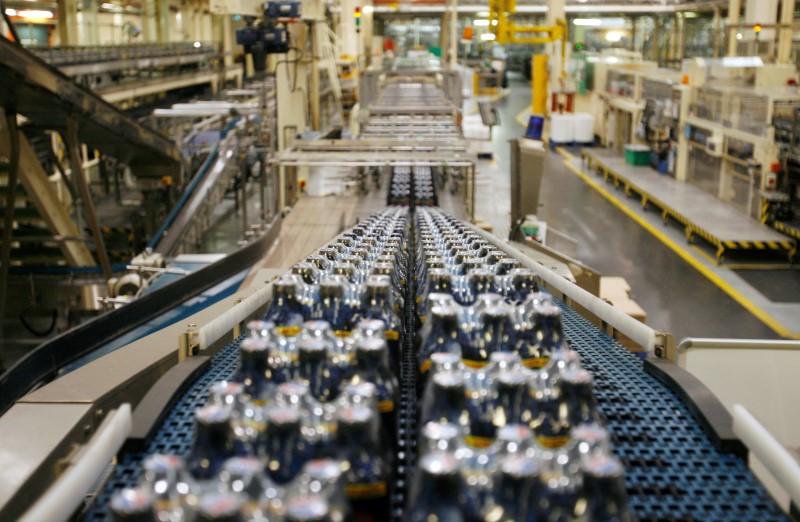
top-left (599, 276), bottom-right (631, 300)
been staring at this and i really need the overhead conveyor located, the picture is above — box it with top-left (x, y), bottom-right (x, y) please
top-left (0, 37), bottom-right (181, 178)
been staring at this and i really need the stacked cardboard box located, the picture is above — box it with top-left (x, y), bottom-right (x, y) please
top-left (599, 276), bottom-right (647, 353)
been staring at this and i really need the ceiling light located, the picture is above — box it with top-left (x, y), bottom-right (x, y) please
top-left (15, 9), bottom-right (54, 19)
top-left (473, 19), bottom-right (490, 26)
top-left (480, 33), bottom-right (496, 41)
top-left (736, 32), bottom-right (743, 40)
top-left (362, 5), bottom-right (373, 13)
top-left (573, 18), bottom-right (601, 26)
top-left (193, 41), bottom-right (202, 48)
top-left (5, 8), bottom-right (16, 16)
top-left (476, 11), bottom-right (489, 17)
top-left (491, 19), bottom-right (498, 26)
top-left (605, 31), bottom-right (623, 42)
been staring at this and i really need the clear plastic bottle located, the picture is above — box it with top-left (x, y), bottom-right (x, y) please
top-left (295, 459), bottom-right (352, 522)
top-left (405, 452), bottom-right (480, 522)
top-left (261, 406), bottom-right (309, 485)
top-left (485, 455), bottom-right (542, 522)
top-left (186, 405), bottom-right (236, 481)
top-left (420, 371), bottom-right (469, 427)
top-left (109, 487), bottom-right (158, 522)
top-left (296, 338), bottom-right (343, 403)
top-left (234, 338), bottom-right (275, 406)
top-left (583, 455), bottom-right (633, 522)
top-left (560, 368), bottom-right (602, 427)
top-left (264, 278), bottom-right (307, 336)
top-left (336, 405), bottom-right (389, 521)
top-left (418, 305), bottom-right (469, 375)
top-left (138, 454), bottom-right (193, 522)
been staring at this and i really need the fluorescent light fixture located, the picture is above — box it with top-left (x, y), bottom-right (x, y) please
top-left (473, 19), bottom-right (490, 26)
top-left (605, 30), bottom-right (623, 42)
top-left (5, 8), bottom-right (16, 16)
top-left (720, 56), bottom-right (763, 67)
top-left (15, 9), bottom-right (54, 19)
top-left (480, 33), bottom-right (496, 41)
top-left (573, 18), bottom-right (601, 26)
top-left (101, 3), bottom-right (115, 8)
top-left (362, 5), bottom-right (373, 13)
top-left (476, 11), bottom-right (489, 17)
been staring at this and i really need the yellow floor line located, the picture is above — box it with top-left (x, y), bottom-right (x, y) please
top-left (515, 106), bottom-right (531, 128)
top-left (689, 245), bottom-right (793, 270)
top-left (558, 147), bottom-right (800, 339)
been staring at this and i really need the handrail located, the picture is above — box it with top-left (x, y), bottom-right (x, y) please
top-left (733, 404), bottom-right (800, 509)
top-left (465, 220), bottom-right (661, 356)
top-left (198, 282), bottom-right (274, 351)
top-left (678, 337), bottom-right (800, 353)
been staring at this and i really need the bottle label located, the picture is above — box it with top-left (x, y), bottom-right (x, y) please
top-left (334, 330), bottom-right (353, 338)
top-left (378, 400), bottom-right (395, 413)
top-left (462, 358), bottom-right (488, 369)
top-left (345, 481), bottom-right (388, 499)
top-left (464, 434), bottom-right (494, 448)
top-left (523, 357), bottom-right (550, 369)
top-left (536, 434), bottom-right (571, 449)
top-left (385, 330), bottom-right (400, 341)
top-left (276, 326), bottom-right (302, 337)
top-left (419, 359), bottom-right (432, 374)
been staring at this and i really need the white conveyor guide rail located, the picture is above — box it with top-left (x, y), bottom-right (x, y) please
top-left (465, 220), bottom-right (659, 355)
top-left (19, 404), bottom-right (133, 522)
top-left (733, 404), bottom-right (800, 509)
top-left (198, 282), bottom-right (274, 351)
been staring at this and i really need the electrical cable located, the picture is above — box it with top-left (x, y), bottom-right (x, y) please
top-left (19, 309), bottom-right (57, 337)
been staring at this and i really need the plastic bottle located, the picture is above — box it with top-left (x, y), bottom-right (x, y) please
top-left (336, 405), bottom-right (389, 521)
top-left (186, 405), bottom-right (236, 481)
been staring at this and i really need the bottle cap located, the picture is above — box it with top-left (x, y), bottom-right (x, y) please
top-left (109, 487), bottom-right (155, 521)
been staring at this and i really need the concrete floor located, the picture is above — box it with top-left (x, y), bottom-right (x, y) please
top-left (474, 73), bottom-right (785, 343)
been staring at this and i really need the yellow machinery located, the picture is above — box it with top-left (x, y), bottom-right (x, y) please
top-left (487, 0), bottom-right (567, 116)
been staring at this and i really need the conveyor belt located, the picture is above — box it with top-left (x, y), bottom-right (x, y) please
top-left (87, 206), bottom-right (786, 522)
top-left (0, 37), bottom-right (180, 177)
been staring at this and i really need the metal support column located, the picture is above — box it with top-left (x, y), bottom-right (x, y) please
top-left (727, 0), bottom-right (742, 56)
top-left (64, 118), bottom-right (112, 281)
top-left (448, 0), bottom-right (458, 68)
top-left (310, 22), bottom-right (322, 131)
top-left (778, 0), bottom-right (795, 64)
top-left (0, 109), bottom-right (20, 358)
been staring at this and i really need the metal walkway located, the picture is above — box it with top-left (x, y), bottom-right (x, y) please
top-left (582, 149), bottom-right (796, 262)
top-left (0, 37), bottom-right (180, 179)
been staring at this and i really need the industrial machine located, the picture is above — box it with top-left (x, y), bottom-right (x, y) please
top-left (0, 36), bottom-right (280, 365)
top-left (681, 58), bottom-right (800, 219)
top-left (598, 64), bottom-right (677, 152)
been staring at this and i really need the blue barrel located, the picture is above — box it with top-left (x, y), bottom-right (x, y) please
top-left (526, 115), bottom-right (545, 140)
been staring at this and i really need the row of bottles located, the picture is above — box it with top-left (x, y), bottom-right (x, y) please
top-left (105, 205), bottom-right (632, 521)
top-left (405, 207), bottom-right (632, 521)
top-left (387, 166), bottom-right (437, 207)
top-left (110, 318), bottom-right (397, 521)
top-left (262, 208), bottom-right (409, 360)
top-left (109, 207), bottom-right (414, 521)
